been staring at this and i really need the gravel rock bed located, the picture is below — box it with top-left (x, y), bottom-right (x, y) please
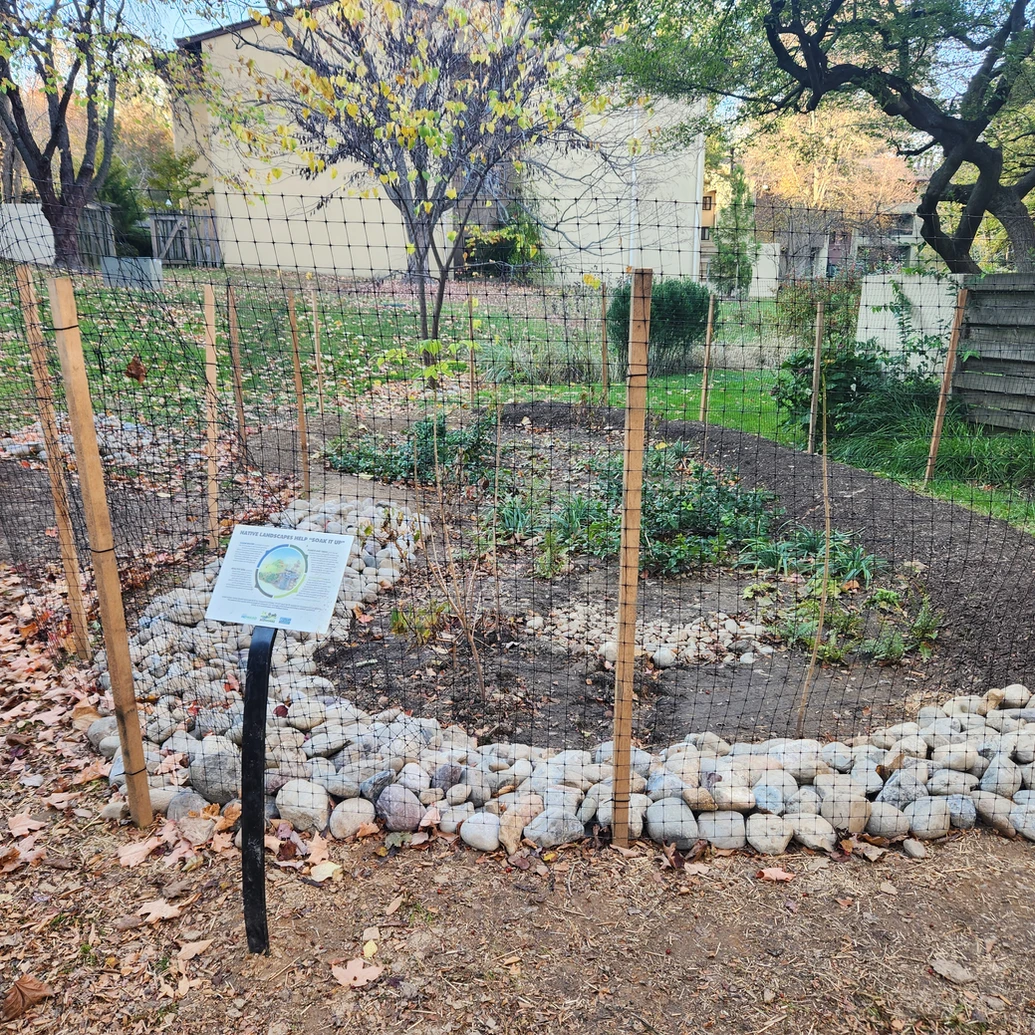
top-left (90, 498), bottom-right (1035, 858)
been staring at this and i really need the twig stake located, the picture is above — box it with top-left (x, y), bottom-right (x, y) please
top-left (807, 300), bottom-right (825, 455)
top-left (287, 289), bottom-right (310, 498)
top-left (18, 266), bottom-right (90, 660)
top-left (924, 288), bottom-right (969, 487)
top-left (601, 283), bottom-right (610, 405)
top-left (227, 286), bottom-right (247, 454)
top-left (203, 285), bottom-right (220, 550)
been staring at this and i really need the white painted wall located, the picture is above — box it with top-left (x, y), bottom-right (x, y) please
top-left (856, 273), bottom-right (965, 362)
top-left (748, 243), bottom-right (780, 300)
top-left (0, 204), bottom-right (55, 265)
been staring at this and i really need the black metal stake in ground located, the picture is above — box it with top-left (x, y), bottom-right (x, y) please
top-left (242, 624), bottom-right (277, 954)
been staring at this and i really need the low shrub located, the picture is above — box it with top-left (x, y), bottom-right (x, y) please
top-left (607, 277), bottom-right (711, 377)
top-left (327, 413), bottom-right (498, 485)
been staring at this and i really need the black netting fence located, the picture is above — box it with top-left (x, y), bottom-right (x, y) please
top-left (3, 193), bottom-right (1034, 906)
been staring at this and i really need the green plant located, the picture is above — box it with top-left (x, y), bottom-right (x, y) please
top-left (497, 493), bottom-right (537, 538)
top-left (776, 270), bottom-right (864, 348)
top-left (327, 413), bottom-right (499, 487)
top-left (390, 600), bottom-right (449, 645)
top-left (859, 625), bottom-right (906, 663)
top-left (737, 524), bottom-right (881, 584)
top-left (709, 166), bottom-right (760, 297)
top-left (533, 529), bottom-right (568, 578)
top-left (907, 594), bottom-right (941, 656)
top-left (743, 580), bottom-right (776, 600)
top-left (607, 277), bottom-right (712, 376)
top-left (869, 588), bottom-right (902, 610)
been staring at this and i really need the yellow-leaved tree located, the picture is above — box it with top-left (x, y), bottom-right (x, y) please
top-left (225, 0), bottom-right (595, 345)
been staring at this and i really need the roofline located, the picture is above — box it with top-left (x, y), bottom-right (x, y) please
top-left (175, 1), bottom-right (335, 48)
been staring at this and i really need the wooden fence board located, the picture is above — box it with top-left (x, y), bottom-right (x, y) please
top-left (952, 276), bottom-right (1035, 431)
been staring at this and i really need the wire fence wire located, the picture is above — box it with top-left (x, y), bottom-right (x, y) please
top-left (3, 193), bottom-right (1035, 862)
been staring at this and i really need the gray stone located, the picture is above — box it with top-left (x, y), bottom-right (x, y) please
top-left (147, 787), bottom-right (181, 816)
top-left (445, 784), bottom-right (471, 806)
top-left (397, 762), bottom-right (431, 795)
top-left (875, 770), bottom-right (928, 811)
top-left (784, 787), bottom-right (821, 816)
top-left (1000, 683), bottom-right (1031, 708)
top-left (98, 735), bottom-right (122, 760)
top-left (903, 838), bottom-right (927, 859)
top-left (594, 793), bottom-right (650, 839)
top-left (787, 813), bottom-right (837, 852)
top-left (646, 769), bottom-right (686, 802)
top-left (866, 802), bottom-right (910, 839)
top-left (753, 783), bottom-right (786, 816)
top-left (360, 769), bottom-right (395, 803)
top-left (1008, 803), bottom-right (1035, 840)
top-left (460, 767), bottom-right (494, 807)
top-left (375, 785), bottom-right (425, 832)
top-left (930, 746), bottom-right (979, 772)
top-left (644, 797), bottom-right (700, 850)
top-left (904, 797), bottom-right (951, 840)
top-left (188, 736), bottom-right (241, 804)
top-left (945, 794), bottom-right (977, 830)
top-left (311, 772), bottom-right (360, 800)
top-left (276, 779), bottom-right (331, 833)
top-left (927, 770), bottom-right (979, 796)
top-left (746, 813), bottom-right (794, 855)
top-left (167, 790), bottom-right (211, 822)
top-left (697, 810), bottom-right (747, 850)
top-left (329, 797), bottom-right (376, 839)
top-left (437, 803), bottom-right (475, 834)
top-left (979, 755), bottom-right (1022, 797)
top-left (431, 763), bottom-right (463, 790)
top-left (523, 807), bottom-right (585, 849)
top-left (709, 778), bottom-right (755, 812)
top-left (971, 790), bottom-right (1017, 836)
top-left (460, 813), bottom-right (501, 852)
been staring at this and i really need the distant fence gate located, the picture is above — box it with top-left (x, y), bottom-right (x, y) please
top-left (954, 274), bottom-right (1035, 431)
top-left (149, 208), bottom-right (222, 266)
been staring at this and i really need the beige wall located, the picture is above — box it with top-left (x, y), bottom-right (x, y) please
top-left (856, 273), bottom-right (965, 363)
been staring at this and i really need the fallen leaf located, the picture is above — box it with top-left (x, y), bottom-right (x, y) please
top-left (385, 895), bottom-right (403, 916)
top-left (308, 832), bottom-right (330, 865)
top-left (309, 861), bottom-right (341, 883)
top-left (331, 958), bottom-right (383, 989)
top-left (880, 881), bottom-right (898, 896)
top-left (756, 867), bottom-right (796, 883)
top-left (931, 958), bottom-right (976, 985)
top-left (137, 899), bottom-right (182, 924)
top-left (836, 897), bottom-right (854, 909)
top-left (118, 836), bottom-right (160, 868)
top-left (125, 355), bottom-right (147, 383)
top-left (683, 862), bottom-right (711, 877)
top-left (8, 814), bottom-right (44, 837)
top-left (363, 940), bottom-right (377, 958)
top-left (177, 939), bottom-right (213, 961)
top-left (609, 844), bottom-right (637, 859)
top-left (355, 822), bottom-right (379, 838)
top-left (1, 974), bottom-right (53, 1020)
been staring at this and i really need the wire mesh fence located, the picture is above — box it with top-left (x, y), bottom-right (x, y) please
top-left (3, 193), bottom-right (1035, 907)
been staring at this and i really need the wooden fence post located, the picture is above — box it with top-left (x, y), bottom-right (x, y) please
top-left (203, 285), bottom-right (220, 550)
top-left (17, 266), bottom-right (91, 661)
top-left (600, 283), bottom-right (610, 405)
top-left (311, 287), bottom-right (325, 420)
top-left (698, 293), bottom-right (717, 424)
top-left (47, 277), bottom-right (152, 828)
top-left (287, 290), bottom-right (310, 498)
top-left (807, 300), bottom-right (826, 455)
top-left (226, 286), bottom-right (248, 454)
top-left (925, 288), bottom-right (969, 487)
top-left (611, 268), bottom-right (652, 849)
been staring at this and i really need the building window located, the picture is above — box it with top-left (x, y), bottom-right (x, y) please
top-left (702, 196), bottom-right (713, 211)
top-left (701, 225), bottom-right (712, 240)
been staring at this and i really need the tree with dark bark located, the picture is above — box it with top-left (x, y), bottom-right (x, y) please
top-left (213, 0), bottom-right (592, 345)
top-left (0, 0), bottom-right (142, 265)
top-left (537, 0), bottom-right (1035, 273)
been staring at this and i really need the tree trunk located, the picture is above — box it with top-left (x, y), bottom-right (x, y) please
top-left (989, 189), bottom-right (1035, 273)
top-left (45, 200), bottom-right (84, 268)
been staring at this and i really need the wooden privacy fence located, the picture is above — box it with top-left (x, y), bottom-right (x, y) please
top-left (150, 208), bottom-right (222, 266)
top-left (952, 275), bottom-right (1035, 432)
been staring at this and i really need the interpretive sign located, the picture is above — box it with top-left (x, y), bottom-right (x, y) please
top-left (205, 525), bottom-right (354, 635)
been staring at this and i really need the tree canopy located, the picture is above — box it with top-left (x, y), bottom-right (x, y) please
top-left (218, 0), bottom-right (594, 341)
top-left (537, 0), bottom-right (1035, 272)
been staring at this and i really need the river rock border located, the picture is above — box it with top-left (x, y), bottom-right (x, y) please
top-left (89, 499), bottom-right (1035, 857)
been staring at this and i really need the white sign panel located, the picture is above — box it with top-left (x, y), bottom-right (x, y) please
top-left (205, 525), bottom-right (355, 635)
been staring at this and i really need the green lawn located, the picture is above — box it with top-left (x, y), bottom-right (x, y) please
top-left (3, 265), bottom-right (1035, 537)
